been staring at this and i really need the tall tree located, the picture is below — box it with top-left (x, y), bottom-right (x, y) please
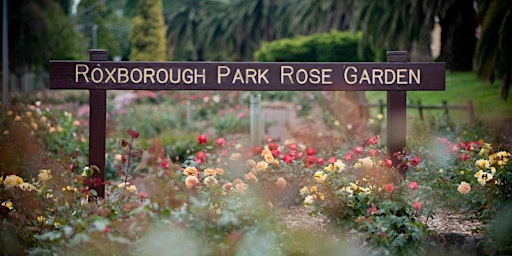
top-left (6, 0), bottom-right (84, 76)
top-left (290, 0), bottom-right (353, 35)
top-left (223, 0), bottom-right (293, 61)
top-left (475, 0), bottom-right (512, 100)
top-left (130, 0), bottom-right (167, 61)
top-left (437, 0), bottom-right (477, 70)
top-left (166, 0), bottom-right (224, 61)
top-left (353, 0), bottom-right (477, 68)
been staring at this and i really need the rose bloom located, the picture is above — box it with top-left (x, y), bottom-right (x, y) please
top-left (19, 182), bottom-right (38, 192)
top-left (354, 157), bottom-right (374, 169)
top-left (261, 149), bottom-right (272, 156)
top-left (185, 175), bottom-right (199, 189)
top-left (408, 181), bottom-right (419, 190)
top-left (197, 134), bottom-right (208, 144)
top-left (457, 181), bottom-right (471, 195)
top-left (413, 201), bottom-right (421, 211)
top-left (215, 168), bottom-right (224, 175)
top-left (255, 161), bottom-right (269, 172)
top-left (264, 153), bottom-right (275, 163)
top-left (324, 164), bottom-right (334, 172)
top-left (476, 171), bottom-right (493, 186)
top-left (183, 166), bottom-right (198, 176)
top-left (384, 183), bottom-right (395, 192)
top-left (235, 182), bottom-right (248, 194)
top-left (38, 169), bottom-right (52, 182)
top-left (126, 185), bottom-right (137, 193)
top-left (230, 153), bottom-right (242, 161)
top-left (204, 176), bottom-right (218, 186)
top-left (1, 201), bottom-right (13, 210)
top-left (276, 177), bottom-right (287, 189)
top-left (304, 195), bottom-right (314, 206)
top-left (3, 174), bottom-right (24, 189)
top-left (222, 182), bottom-right (233, 191)
top-left (334, 160), bottom-right (346, 172)
top-left (215, 137), bottom-right (226, 147)
top-left (475, 159), bottom-right (490, 170)
top-left (314, 171), bottom-right (327, 184)
top-left (204, 168), bottom-right (217, 176)
top-left (245, 172), bottom-right (258, 183)
top-left (299, 186), bottom-right (309, 196)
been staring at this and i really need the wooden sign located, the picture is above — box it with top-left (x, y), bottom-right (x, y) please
top-left (49, 50), bottom-right (446, 198)
top-left (50, 61), bottom-right (444, 91)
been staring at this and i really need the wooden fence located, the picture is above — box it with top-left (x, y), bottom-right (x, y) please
top-left (367, 100), bottom-right (475, 123)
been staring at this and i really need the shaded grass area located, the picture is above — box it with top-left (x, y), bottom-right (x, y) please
top-left (366, 72), bottom-right (512, 123)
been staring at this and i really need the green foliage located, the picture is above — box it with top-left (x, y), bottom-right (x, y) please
top-left (300, 136), bottom-right (431, 254)
top-left (474, 0), bottom-right (512, 100)
top-left (8, 0), bottom-right (86, 73)
top-left (255, 30), bottom-right (374, 62)
top-left (130, 0), bottom-right (167, 61)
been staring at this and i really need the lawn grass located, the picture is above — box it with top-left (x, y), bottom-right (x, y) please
top-left (365, 72), bottom-right (512, 123)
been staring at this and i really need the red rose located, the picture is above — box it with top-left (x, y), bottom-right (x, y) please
top-left (282, 154), bottom-right (293, 164)
top-left (354, 146), bottom-right (364, 154)
top-left (269, 143), bottom-right (279, 150)
top-left (384, 183), bottom-right (395, 192)
top-left (411, 156), bottom-right (420, 166)
top-left (127, 129), bottom-right (140, 139)
top-left (271, 149), bottom-right (280, 158)
top-left (408, 181), bottom-right (419, 190)
top-left (198, 134), bottom-right (208, 144)
top-left (413, 201), bottom-right (421, 211)
top-left (306, 147), bottom-right (316, 156)
top-left (215, 138), bottom-right (226, 147)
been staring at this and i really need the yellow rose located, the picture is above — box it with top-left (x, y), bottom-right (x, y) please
top-left (38, 169), bottom-right (52, 182)
top-left (3, 174), bottom-right (23, 188)
top-left (1, 201), bottom-right (13, 210)
top-left (299, 186), bottom-right (309, 195)
top-left (314, 171), bottom-right (326, 183)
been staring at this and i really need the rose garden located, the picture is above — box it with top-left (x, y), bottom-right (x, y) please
top-left (3, 0), bottom-right (512, 255)
top-left (1, 83), bottom-right (511, 255)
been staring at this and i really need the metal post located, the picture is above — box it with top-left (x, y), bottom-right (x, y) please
top-left (92, 24), bottom-right (98, 49)
top-left (2, 0), bottom-right (8, 105)
top-left (250, 94), bottom-right (262, 147)
top-left (89, 49), bottom-right (107, 198)
top-left (386, 51), bottom-right (408, 180)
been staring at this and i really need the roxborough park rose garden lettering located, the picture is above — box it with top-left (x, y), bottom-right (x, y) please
top-left (0, 51), bottom-right (511, 255)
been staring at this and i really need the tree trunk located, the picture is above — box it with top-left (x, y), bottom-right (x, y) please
top-left (501, 71), bottom-right (510, 101)
top-left (439, 0), bottom-right (478, 71)
top-left (410, 21), bottom-right (434, 62)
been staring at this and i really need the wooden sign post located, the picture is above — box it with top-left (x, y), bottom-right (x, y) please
top-left (50, 50), bottom-right (445, 198)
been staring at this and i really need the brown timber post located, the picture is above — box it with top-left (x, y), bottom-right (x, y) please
top-left (88, 49), bottom-right (107, 198)
top-left (387, 51), bottom-right (408, 180)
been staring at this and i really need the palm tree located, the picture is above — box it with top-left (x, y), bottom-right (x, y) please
top-left (223, 0), bottom-right (286, 61)
top-left (474, 0), bottom-right (512, 100)
top-left (290, 0), bottom-right (354, 35)
top-left (167, 0), bottom-right (224, 60)
top-left (353, 0), bottom-right (477, 67)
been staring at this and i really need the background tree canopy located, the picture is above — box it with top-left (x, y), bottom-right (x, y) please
top-left (2, 0), bottom-right (511, 99)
